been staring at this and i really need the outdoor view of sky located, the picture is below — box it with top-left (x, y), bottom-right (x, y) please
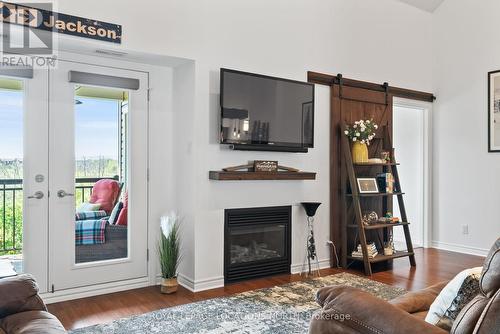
top-left (0, 89), bottom-right (119, 160)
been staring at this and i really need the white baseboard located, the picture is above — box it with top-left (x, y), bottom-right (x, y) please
top-left (431, 241), bottom-right (488, 257)
top-left (172, 273), bottom-right (224, 292)
top-left (42, 276), bottom-right (150, 304)
top-left (290, 258), bottom-right (331, 274)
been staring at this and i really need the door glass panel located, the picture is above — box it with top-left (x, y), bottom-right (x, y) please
top-left (0, 77), bottom-right (24, 275)
top-left (74, 85), bottom-right (129, 264)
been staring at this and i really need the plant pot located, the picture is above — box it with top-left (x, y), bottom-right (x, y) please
top-left (161, 277), bottom-right (178, 294)
top-left (351, 141), bottom-right (369, 163)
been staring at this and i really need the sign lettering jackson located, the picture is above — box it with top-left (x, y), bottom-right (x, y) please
top-left (0, 1), bottom-right (122, 44)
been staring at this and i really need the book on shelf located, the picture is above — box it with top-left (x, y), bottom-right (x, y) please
top-left (376, 173), bottom-right (394, 193)
top-left (352, 242), bottom-right (378, 258)
top-left (351, 251), bottom-right (378, 258)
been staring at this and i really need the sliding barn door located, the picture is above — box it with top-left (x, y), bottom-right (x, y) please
top-left (330, 83), bottom-right (393, 267)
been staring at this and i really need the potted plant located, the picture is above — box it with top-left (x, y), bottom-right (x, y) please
top-left (344, 119), bottom-right (378, 163)
top-left (158, 213), bottom-right (181, 294)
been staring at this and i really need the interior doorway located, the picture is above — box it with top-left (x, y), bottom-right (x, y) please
top-left (393, 99), bottom-right (431, 248)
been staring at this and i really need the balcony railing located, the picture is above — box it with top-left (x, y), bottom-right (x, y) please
top-left (0, 176), bottom-right (119, 254)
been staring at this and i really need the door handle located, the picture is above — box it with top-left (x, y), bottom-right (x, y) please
top-left (28, 191), bottom-right (44, 199)
top-left (57, 190), bottom-right (74, 198)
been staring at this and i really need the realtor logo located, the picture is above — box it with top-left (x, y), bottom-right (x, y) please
top-left (1, 1), bottom-right (53, 55)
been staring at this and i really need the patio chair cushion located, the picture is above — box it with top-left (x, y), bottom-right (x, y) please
top-left (75, 210), bottom-right (107, 221)
top-left (89, 179), bottom-right (120, 214)
top-left (108, 202), bottom-right (123, 225)
top-left (76, 202), bottom-right (101, 213)
top-left (115, 191), bottom-right (128, 226)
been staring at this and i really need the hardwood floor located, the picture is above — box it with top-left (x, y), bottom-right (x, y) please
top-left (48, 248), bottom-right (484, 330)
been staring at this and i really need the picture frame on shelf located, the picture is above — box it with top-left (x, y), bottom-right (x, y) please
top-left (357, 178), bottom-right (379, 193)
top-left (488, 70), bottom-right (500, 152)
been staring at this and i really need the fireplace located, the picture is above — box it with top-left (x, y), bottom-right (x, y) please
top-left (224, 206), bottom-right (291, 283)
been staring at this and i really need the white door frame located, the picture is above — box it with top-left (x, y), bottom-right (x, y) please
top-left (393, 97), bottom-right (433, 248)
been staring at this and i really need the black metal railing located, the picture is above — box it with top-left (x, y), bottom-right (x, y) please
top-left (0, 175), bottom-right (119, 254)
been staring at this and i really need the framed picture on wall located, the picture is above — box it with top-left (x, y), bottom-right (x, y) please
top-left (488, 70), bottom-right (500, 152)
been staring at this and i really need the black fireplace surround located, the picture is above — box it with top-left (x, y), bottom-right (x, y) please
top-left (224, 206), bottom-right (292, 283)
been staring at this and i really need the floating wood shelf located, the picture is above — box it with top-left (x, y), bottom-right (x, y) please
top-left (353, 162), bottom-right (400, 167)
top-left (209, 171), bottom-right (316, 181)
top-left (347, 221), bottom-right (410, 230)
top-left (348, 251), bottom-right (415, 263)
top-left (346, 192), bottom-right (404, 197)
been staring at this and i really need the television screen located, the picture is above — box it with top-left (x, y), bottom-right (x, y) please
top-left (220, 69), bottom-right (314, 149)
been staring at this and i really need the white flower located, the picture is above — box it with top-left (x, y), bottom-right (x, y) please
top-left (344, 130), bottom-right (349, 135)
top-left (361, 140), bottom-right (365, 144)
top-left (366, 120), bottom-right (371, 124)
top-left (374, 124), bottom-right (378, 129)
top-left (360, 127), bottom-right (365, 132)
top-left (353, 124), bottom-right (357, 128)
top-left (160, 211), bottom-right (179, 239)
top-left (352, 137), bottom-right (357, 142)
top-left (356, 132), bottom-right (360, 137)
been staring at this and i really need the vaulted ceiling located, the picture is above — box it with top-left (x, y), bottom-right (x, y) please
top-left (396, 0), bottom-right (445, 13)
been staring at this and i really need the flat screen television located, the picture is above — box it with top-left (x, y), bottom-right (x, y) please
top-left (220, 68), bottom-right (314, 152)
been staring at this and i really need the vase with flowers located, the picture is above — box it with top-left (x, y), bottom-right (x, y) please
top-left (344, 119), bottom-right (378, 163)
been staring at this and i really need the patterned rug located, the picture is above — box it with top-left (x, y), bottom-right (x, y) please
top-left (70, 272), bottom-right (406, 334)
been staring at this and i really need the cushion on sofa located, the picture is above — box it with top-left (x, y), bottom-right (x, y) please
top-left (479, 238), bottom-right (500, 298)
top-left (425, 267), bottom-right (482, 330)
top-left (1, 310), bottom-right (66, 334)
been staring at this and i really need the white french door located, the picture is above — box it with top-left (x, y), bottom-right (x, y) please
top-left (48, 59), bottom-right (149, 291)
top-left (0, 68), bottom-right (48, 292)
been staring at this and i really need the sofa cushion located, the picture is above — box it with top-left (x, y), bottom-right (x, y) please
top-left (390, 281), bottom-right (448, 314)
top-left (0, 275), bottom-right (46, 319)
top-left (411, 311), bottom-right (428, 321)
top-left (451, 294), bottom-right (490, 334)
top-left (480, 237), bottom-right (500, 298)
top-left (1, 310), bottom-right (66, 334)
top-left (474, 289), bottom-right (500, 334)
top-left (425, 267), bottom-right (482, 330)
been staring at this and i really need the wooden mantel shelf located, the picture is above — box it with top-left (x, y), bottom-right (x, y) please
top-left (209, 171), bottom-right (316, 181)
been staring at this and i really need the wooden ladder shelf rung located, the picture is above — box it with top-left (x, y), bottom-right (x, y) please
top-left (340, 123), bottom-right (416, 276)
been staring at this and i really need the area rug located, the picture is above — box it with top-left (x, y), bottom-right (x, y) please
top-left (70, 272), bottom-right (406, 334)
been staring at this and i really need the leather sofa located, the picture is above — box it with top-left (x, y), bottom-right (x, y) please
top-left (0, 275), bottom-right (66, 334)
top-left (309, 238), bottom-right (500, 334)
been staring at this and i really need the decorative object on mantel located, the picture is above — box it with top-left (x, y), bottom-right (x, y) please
top-left (209, 161), bottom-right (315, 181)
top-left (344, 119), bottom-right (378, 163)
top-left (158, 212), bottom-right (181, 294)
top-left (253, 160), bottom-right (278, 172)
top-left (221, 161), bottom-right (299, 172)
top-left (300, 202), bottom-right (321, 277)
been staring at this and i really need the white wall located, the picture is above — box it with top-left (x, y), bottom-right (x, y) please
top-left (54, 0), bottom-right (434, 290)
top-left (393, 105), bottom-right (424, 247)
top-left (432, 0), bottom-right (500, 256)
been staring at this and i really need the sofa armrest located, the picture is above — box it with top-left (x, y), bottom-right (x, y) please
top-left (389, 281), bottom-right (448, 314)
top-left (0, 274), bottom-right (47, 319)
top-left (310, 286), bottom-right (447, 334)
